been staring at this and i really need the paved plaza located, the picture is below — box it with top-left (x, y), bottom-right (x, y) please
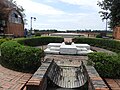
top-left (0, 45), bottom-right (119, 90)
top-left (0, 65), bottom-right (32, 90)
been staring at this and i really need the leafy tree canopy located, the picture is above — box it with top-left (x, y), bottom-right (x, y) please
top-left (0, 0), bottom-right (26, 23)
top-left (98, 0), bottom-right (120, 29)
top-left (8, 0), bottom-right (26, 20)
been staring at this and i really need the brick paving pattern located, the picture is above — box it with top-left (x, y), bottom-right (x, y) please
top-left (0, 65), bottom-right (32, 90)
top-left (105, 79), bottom-right (120, 90)
top-left (0, 43), bottom-right (117, 90)
top-left (86, 66), bottom-right (109, 90)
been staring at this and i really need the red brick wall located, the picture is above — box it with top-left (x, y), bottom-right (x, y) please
top-left (113, 27), bottom-right (120, 39)
top-left (5, 22), bottom-right (24, 37)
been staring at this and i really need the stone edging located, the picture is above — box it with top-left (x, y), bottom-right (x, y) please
top-left (85, 65), bottom-right (109, 90)
top-left (26, 60), bottom-right (110, 90)
top-left (26, 62), bottom-right (51, 90)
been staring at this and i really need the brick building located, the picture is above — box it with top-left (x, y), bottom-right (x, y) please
top-left (113, 27), bottom-right (120, 39)
top-left (0, 0), bottom-right (24, 37)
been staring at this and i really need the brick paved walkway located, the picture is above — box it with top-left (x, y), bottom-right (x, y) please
top-left (105, 79), bottom-right (120, 90)
top-left (0, 65), bottom-right (32, 90)
top-left (91, 47), bottom-right (119, 90)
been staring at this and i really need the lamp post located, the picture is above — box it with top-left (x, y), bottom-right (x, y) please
top-left (30, 17), bottom-right (36, 35)
top-left (104, 12), bottom-right (108, 36)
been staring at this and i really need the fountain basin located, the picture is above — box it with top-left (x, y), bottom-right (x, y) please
top-left (44, 42), bottom-right (93, 55)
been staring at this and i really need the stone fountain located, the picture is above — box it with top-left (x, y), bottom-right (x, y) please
top-left (44, 42), bottom-right (93, 55)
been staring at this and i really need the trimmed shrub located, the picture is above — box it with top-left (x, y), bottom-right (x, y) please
top-left (73, 37), bottom-right (120, 53)
top-left (35, 32), bottom-right (41, 36)
top-left (88, 52), bottom-right (120, 78)
top-left (0, 39), bottom-right (8, 45)
top-left (96, 34), bottom-right (102, 38)
top-left (0, 41), bottom-right (44, 72)
top-left (16, 36), bottom-right (64, 46)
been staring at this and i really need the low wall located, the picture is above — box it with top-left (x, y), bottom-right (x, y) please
top-left (26, 61), bottom-right (109, 90)
top-left (85, 65), bottom-right (109, 90)
top-left (26, 61), bottom-right (52, 90)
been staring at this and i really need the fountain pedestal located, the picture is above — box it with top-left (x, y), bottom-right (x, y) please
top-left (60, 44), bottom-right (77, 55)
top-left (44, 42), bottom-right (93, 55)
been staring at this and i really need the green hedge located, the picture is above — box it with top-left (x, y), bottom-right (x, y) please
top-left (0, 41), bottom-right (44, 72)
top-left (73, 37), bottom-right (120, 78)
top-left (88, 52), bottom-right (120, 78)
top-left (73, 37), bottom-right (120, 53)
top-left (96, 34), bottom-right (102, 38)
top-left (16, 36), bottom-right (64, 46)
top-left (0, 39), bottom-right (8, 45)
top-left (0, 37), bottom-right (63, 72)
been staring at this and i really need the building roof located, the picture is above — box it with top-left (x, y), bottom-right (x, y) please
top-left (0, 0), bottom-right (22, 20)
top-left (0, 8), bottom-right (12, 20)
top-left (0, 8), bottom-right (24, 24)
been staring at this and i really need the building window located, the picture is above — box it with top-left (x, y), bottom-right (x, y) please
top-left (0, 20), bottom-right (6, 27)
top-left (9, 11), bottom-right (22, 24)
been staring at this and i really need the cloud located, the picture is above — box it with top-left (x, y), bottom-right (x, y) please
top-left (47, 13), bottom-right (87, 23)
top-left (44, 0), bottom-right (55, 3)
top-left (15, 0), bottom-right (105, 30)
top-left (58, 0), bottom-right (102, 11)
top-left (32, 12), bottom-right (104, 30)
top-left (15, 0), bottom-right (65, 15)
top-left (58, 0), bottom-right (95, 5)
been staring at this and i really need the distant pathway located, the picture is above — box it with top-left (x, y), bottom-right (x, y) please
top-left (0, 65), bottom-right (32, 90)
top-left (91, 46), bottom-right (116, 55)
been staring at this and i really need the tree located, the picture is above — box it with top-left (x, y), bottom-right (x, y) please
top-left (0, 0), bottom-right (8, 10)
top-left (0, 0), bottom-right (26, 24)
top-left (97, 0), bottom-right (120, 29)
top-left (8, 0), bottom-right (26, 23)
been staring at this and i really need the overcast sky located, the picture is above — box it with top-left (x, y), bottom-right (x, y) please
top-left (15, 0), bottom-right (105, 31)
